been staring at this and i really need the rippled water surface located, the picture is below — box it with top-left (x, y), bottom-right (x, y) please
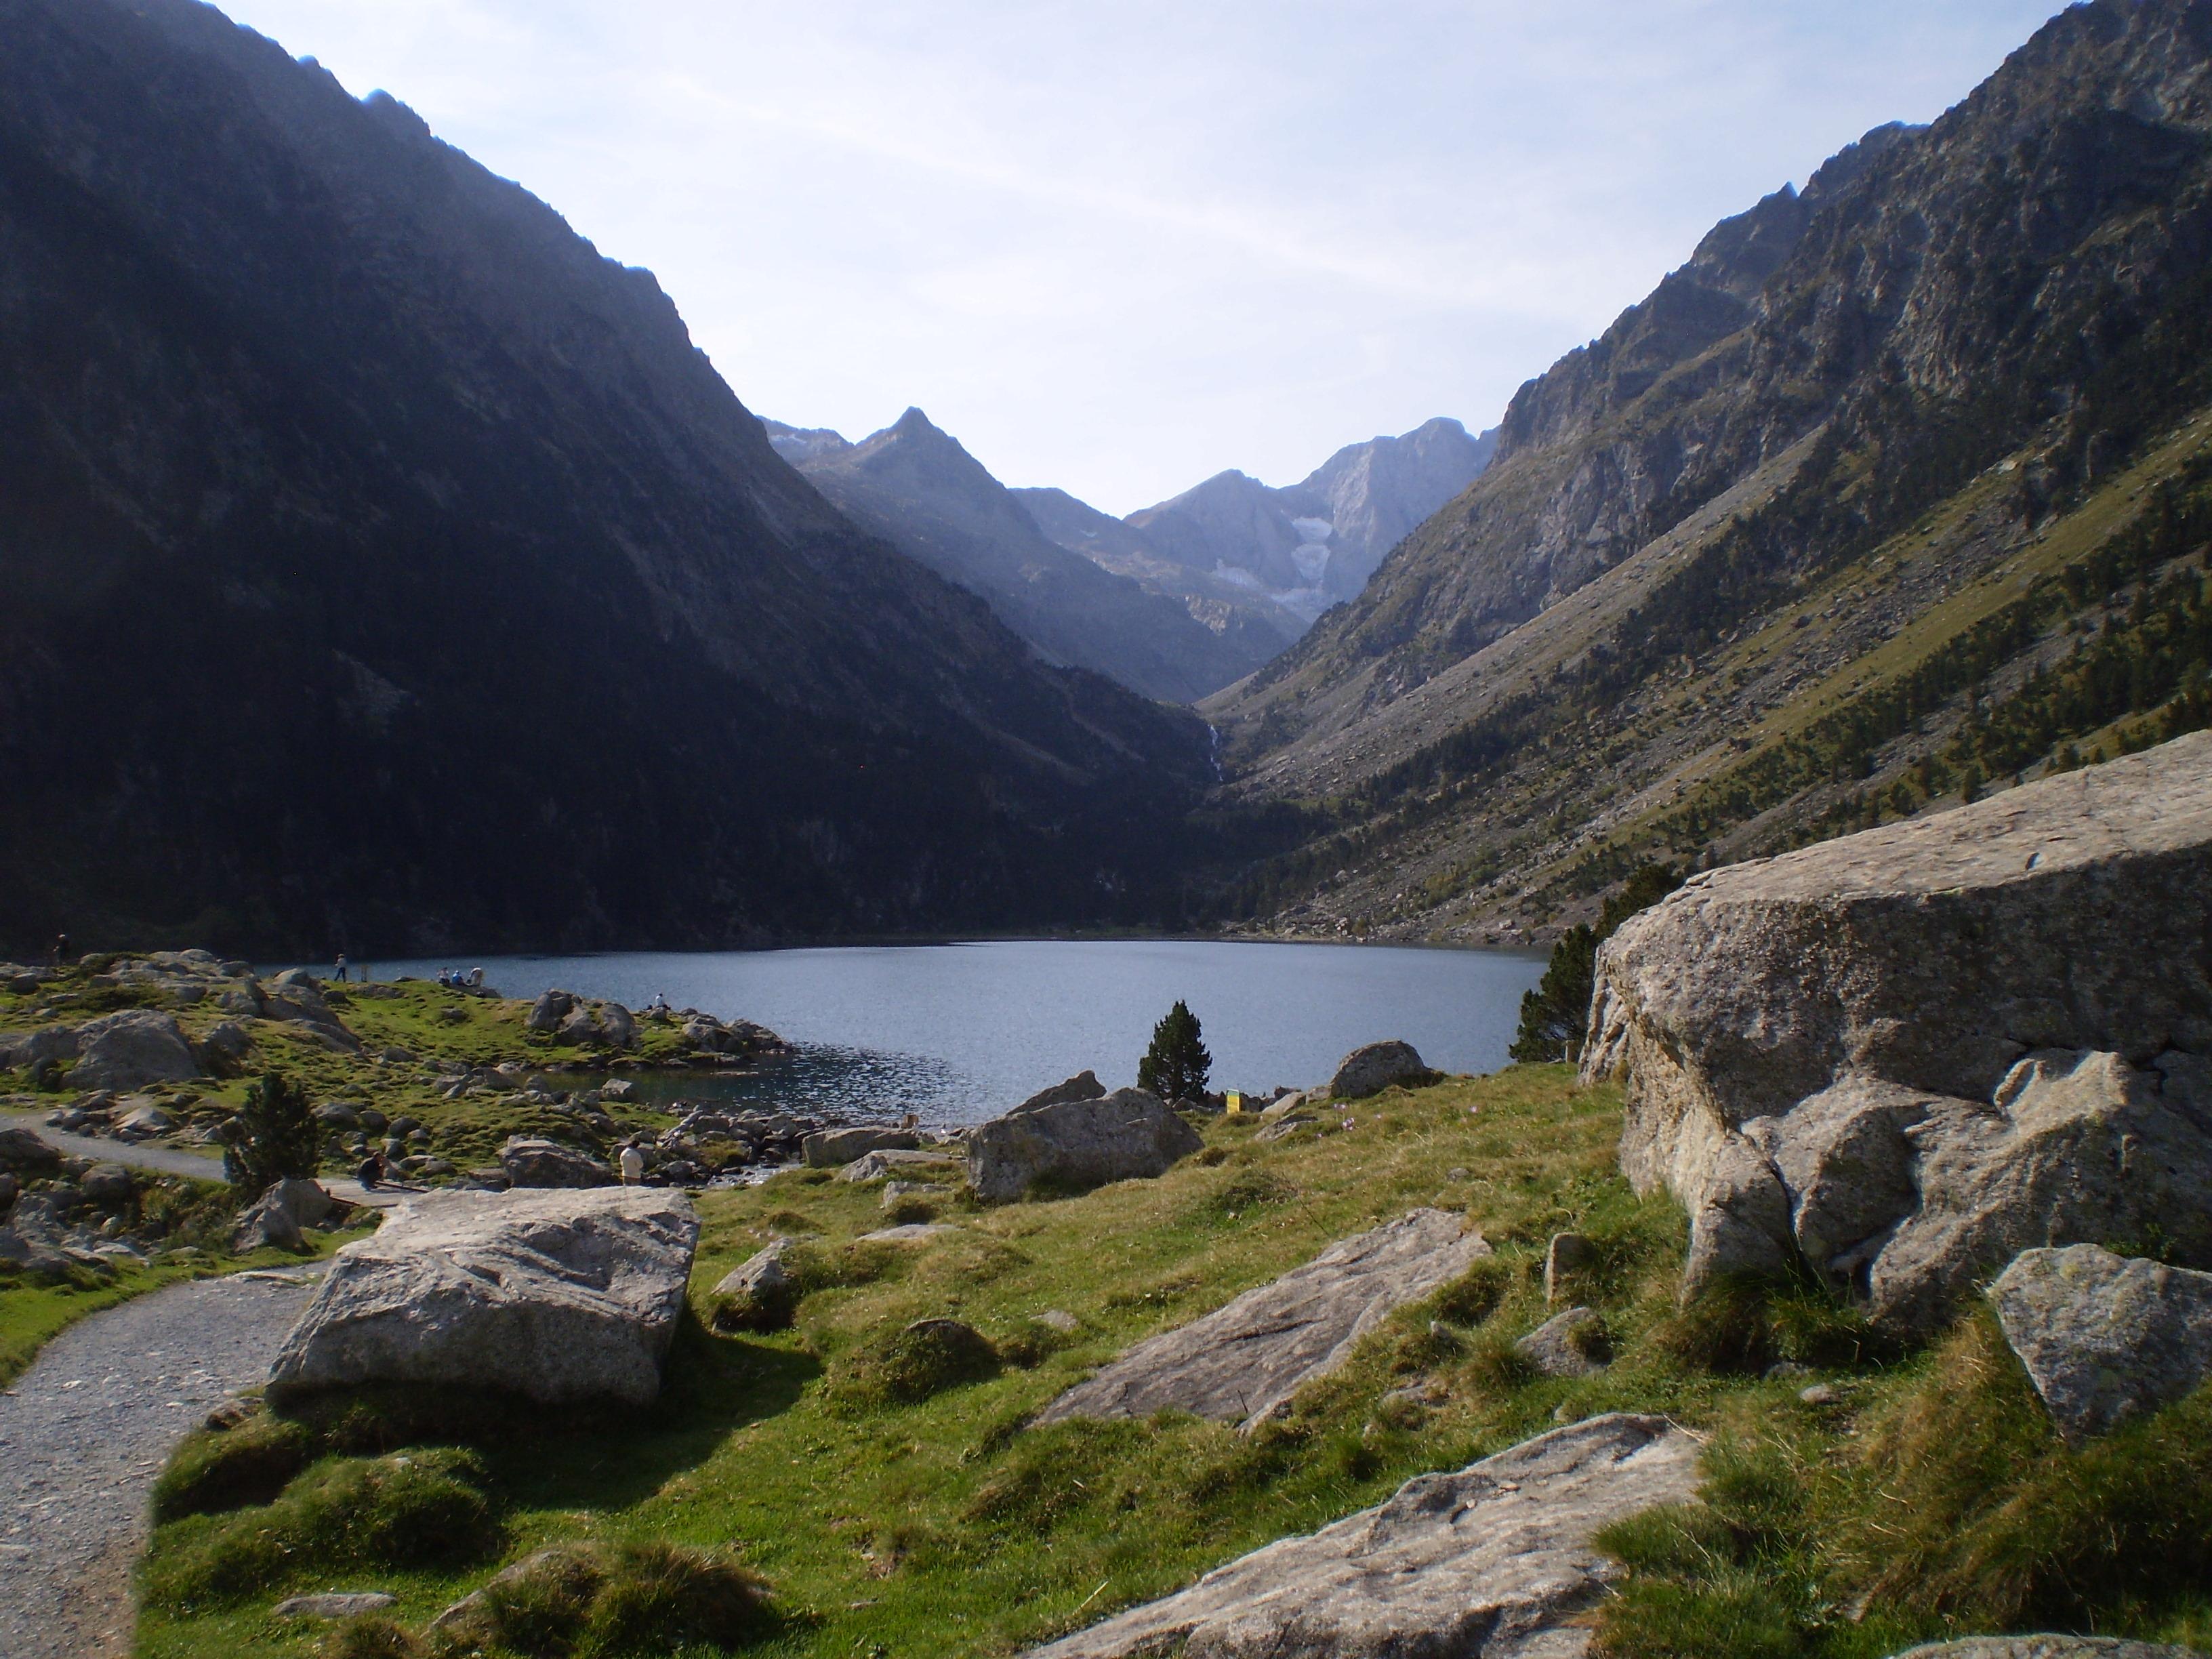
top-left (350, 940), bottom-right (1545, 1126)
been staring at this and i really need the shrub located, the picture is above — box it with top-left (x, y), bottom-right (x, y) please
top-left (222, 1071), bottom-right (321, 1199)
top-left (1136, 1000), bottom-right (1211, 1103)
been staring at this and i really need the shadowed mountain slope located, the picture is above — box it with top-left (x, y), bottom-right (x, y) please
top-left (0, 0), bottom-right (1211, 955)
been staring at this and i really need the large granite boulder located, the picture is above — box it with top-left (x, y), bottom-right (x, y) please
top-left (499, 1136), bottom-right (617, 1189)
top-left (967, 1085), bottom-right (1202, 1204)
top-left (68, 1010), bottom-right (199, 1090)
top-left (1025, 1414), bottom-right (1698, 1658)
top-left (1039, 1209), bottom-right (1490, 1429)
top-left (1328, 1040), bottom-right (1436, 1100)
top-left (1583, 732), bottom-right (2212, 1332)
top-left (802, 1126), bottom-right (920, 1168)
top-left (1990, 1244), bottom-right (2212, 1445)
top-left (268, 1187), bottom-right (698, 1405)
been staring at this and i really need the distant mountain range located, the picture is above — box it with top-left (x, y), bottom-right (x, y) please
top-left (0, 0), bottom-right (1211, 955)
top-left (1206, 0), bottom-right (2212, 945)
top-left (761, 410), bottom-right (1278, 703)
top-left (1117, 418), bottom-right (1498, 617)
top-left (766, 412), bottom-right (1494, 701)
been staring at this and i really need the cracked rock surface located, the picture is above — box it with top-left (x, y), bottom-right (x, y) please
top-left (1025, 1413), bottom-right (1700, 1659)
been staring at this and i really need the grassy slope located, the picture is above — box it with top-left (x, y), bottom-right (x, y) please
top-left (126, 1065), bottom-right (2212, 1659)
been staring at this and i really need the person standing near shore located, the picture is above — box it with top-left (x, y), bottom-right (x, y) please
top-left (619, 1142), bottom-right (645, 1185)
top-left (333, 952), bottom-right (349, 983)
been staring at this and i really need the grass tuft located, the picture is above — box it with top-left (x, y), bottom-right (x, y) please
top-left (830, 1317), bottom-right (1002, 1410)
top-left (143, 1449), bottom-right (501, 1610)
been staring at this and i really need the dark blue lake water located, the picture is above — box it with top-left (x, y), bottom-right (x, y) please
top-left (342, 940), bottom-right (1544, 1127)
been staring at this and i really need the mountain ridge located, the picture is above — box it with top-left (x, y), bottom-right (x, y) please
top-left (1202, 0), bottom-right (2212, 946)
top-left (0, 0), bottom-right (1211, 956)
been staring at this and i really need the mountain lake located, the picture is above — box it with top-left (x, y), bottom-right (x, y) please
top-left (336, 939), bottom-right (1548, 1127)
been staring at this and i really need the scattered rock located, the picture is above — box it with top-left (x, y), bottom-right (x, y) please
top-left (1989, 1244), bottom-right (2212, 1445)
top-left (273, 1591), bottom-right (397, 1620)
top-left (499, 1136), bottom-right (616, 1189)
top-left (196, 1020), bottom-right (253, 1070)
top-left (712, 1243), bottom-right (796, 1330)
top-left (1254, 1113), bottom-right (1315, 1144)
top-left (1799, 1383), bottom-right (1840, 1406)
top-left (859, 1223), bottom-right (958, 1244)
top-left (80, 1163), bottom-right (136, 1205)
top-left (1023, 1414), bottom-right (1700, 1659)
top-left (526, 989), bottom-right (575, 1033)
top-left (1515, 1307), bottom-right (1610, 1378)
top-left (1584, 733), bottom-right (2212, 1332)
top-left (268, 1187), bottom-right (699, 1406)
top-left (1032, 1309), bottom-right (1079, 1334)
top-left (839, 1147), bottom-right (963, 1183)
top-left (69, 1010), bottom-right (200, 1090)
top-left (1015, 1070), bottom-right (1107, 1111)
top-left (0, 1025), bottom-right (79, 1072)
top-left (112, 1099), bottom-right (177, 1140)
top-left (0, 1126), bottom-right (61, 1174)
top-left (1038, 1210), bottom-right (1491, 1430)
top-left (804, 1126), bottom-right (920, 1168)
top-left (1544, 1232), bottom-right (1595, 1303)
top-left (967, 1086), bottom-right (1202, 1204)
top-left (232, 1178), bottom-right (341, 1253)
top-left (1885, 1641), bottom-right (2207, 1658)
top-left (1327, 1040), bottom-right (1435, 1101)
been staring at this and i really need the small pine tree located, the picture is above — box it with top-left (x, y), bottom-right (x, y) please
top-left (223, 1071), bottom-right (321, 1198)
top-left (1137, 1000), bottom-right (1212, 1104)
top-left (1510, 862), bottom-right (1683, 1064)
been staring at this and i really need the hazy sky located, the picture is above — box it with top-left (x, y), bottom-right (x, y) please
top-left (220, 1), bottom-right (2066, 514)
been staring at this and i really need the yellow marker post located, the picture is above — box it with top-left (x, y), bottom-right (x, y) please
top-left (1225, 1091), bottom-right (1243, 1115)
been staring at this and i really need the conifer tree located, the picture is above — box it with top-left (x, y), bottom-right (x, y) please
top-left (1510, 863), bottom-right (1682, 1063)
top-left (1137, 1000), bottom-right (1211, 1103)
top-left (224, 1070), bottom-right (321, 1198)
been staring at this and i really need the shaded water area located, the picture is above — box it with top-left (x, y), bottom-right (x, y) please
top-left (348, 940), bottom-right (1546, 1128)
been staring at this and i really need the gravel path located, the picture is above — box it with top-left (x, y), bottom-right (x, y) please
top-left (0, 1270), bottom-right (323, 1659)
top-left (0, 1110), bottom-right (401, 1210)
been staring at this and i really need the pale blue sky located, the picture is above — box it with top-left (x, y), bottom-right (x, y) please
top-left (219, 0), bottom-right (2067, 514)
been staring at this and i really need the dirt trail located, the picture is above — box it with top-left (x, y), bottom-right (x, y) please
top-left (0, 1271), bottom-right (321, 1659)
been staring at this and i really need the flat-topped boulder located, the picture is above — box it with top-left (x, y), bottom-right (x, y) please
top-left (1887, 1642), bottom-right (2207, 1659)
top-left (1038, 1210), bottom-right (1491, 1429)
top-left (967, 1080), bottom-right (1201, 1203)
top-left (1025, 1414), bottom-right (1699, 1658)
top-left (1583, 732), bottom-right (2212, 1330)
top-left (268, 1187), bottom-right (698, 1406)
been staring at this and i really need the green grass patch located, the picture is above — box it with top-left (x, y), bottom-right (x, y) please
top-left (131, 1065), bottom-right (2212, 1658)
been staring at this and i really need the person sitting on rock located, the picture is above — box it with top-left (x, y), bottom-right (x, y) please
top-left (359, 1150), bottom-right (386, 1191)
top-left (468, 967), bottom-right (485, 990)
top-left (619, 1142), bottom-right (646, 1185)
